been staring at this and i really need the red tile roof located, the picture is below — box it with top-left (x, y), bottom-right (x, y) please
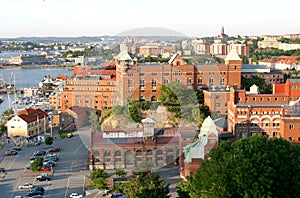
top-left (18, 108), bottom-right (48, 123)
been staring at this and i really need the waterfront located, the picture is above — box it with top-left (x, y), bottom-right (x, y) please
top-left (0, 67), bottom-right (72, 114)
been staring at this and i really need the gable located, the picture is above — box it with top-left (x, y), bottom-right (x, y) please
top-left (168, 53), bottom-right (186, 66)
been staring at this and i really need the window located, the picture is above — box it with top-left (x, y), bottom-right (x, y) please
top-left (174, 70), bottom-right (182, 76)
top-left (290, 124), bottom-right (294, 130)
top-left (152, 79), bottom-right (156, 88)
top-left (140, 73), bottom-right (145, 76)
top-left (163, 79), bottom-right (168, 85)
top-left (140, 79), bottom-right (145, 88)
top-left (186, 72), bottom-right (192, 76)
top-left (216, 103), bottom-right (220, 107)
top-left (209, 78), bottom-right (214, 86)
top-left (152, 72), bottom-right (157, 76)
top-left (163, 72), bottom-right (169, 76)
top-left (187, 78), bottom-right (192, 85)
top-left (216, 95), bottom-right (220, 99)
top-left (289, 137), bottom-right (294, 142)
top-left (197, 78), bottom-right (203, 86)
top-left (220, 78), bottom-right (225, 86)
top-left (128, 79), bottom-right (133, 88)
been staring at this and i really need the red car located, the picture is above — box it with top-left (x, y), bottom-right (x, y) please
top-left (40, 166), bottom-right (52, 171)
top-left (5, 150), bottom-right (17, 156)
top-left (48, 147), bottom-right (60, 152)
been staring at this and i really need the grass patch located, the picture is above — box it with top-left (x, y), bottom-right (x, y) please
top-left (59, 130), bottom-right (73, 138)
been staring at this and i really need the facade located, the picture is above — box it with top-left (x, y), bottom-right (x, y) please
top-left (280, 101), bottom-right (300, 143)
top-left (138, 46), bottom-right (162, 57)
top-left (203, 88), bottom-right (230, 115)
top-left (65, 106), bottom-right (88, 129)
top-left (89, 118), bottom-right (197, 170)
top-left (242, 68), bottom-right (284, 85)
top-left (259, 56), bottom-right (300, 71)
top-left (7, 108), bottom-right (49, 137)
top-left (228, 79), bottom-right (300, 139)
top-left (52, 50), bottom-right (242, 112)
top-left (180, 116), bottom-right (218, 178)
top-left (116, 50), bottom-right (242, 106)
top-left (56, 66), bottom-right (116, 112)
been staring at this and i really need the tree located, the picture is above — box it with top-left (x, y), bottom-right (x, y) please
top-left (183, 135), bottom-right (300, 198)
top-left (89, 111), bottom-right (101, 132)
top-left (88, 168), bottom-right (108, 190)
top-left (241, 75), bottom-right (272, 94)
top-left (114, 168), bottom-right (127, 178)
top-left (30, 157), bottom-right (43, 171)
top-left (45, 136), bottom-right (53, 145)
top-left (2, 109), bottom-right (14, 122)
top-left (0, 123), bottom-right (6, 137)
top-left (115, 172), bottom-right (169, 198)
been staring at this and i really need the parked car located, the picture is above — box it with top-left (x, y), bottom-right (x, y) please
top-left (13, 147), bottom-right (22, 151)
top-left (5, 150), bottom-right (17, 156)
top-left (33, 186), bottom-right (45, 193)
top-left (34, 150), bottom-right (46, 156)
top-left (0, 168), bottom-right (6, 173)
top-left (18, 183), bottom-right (34, 189)
top-left (36, 175), bottom-right (51, 181)
top-left (14, 196), bottom-right (26, 198)
top-left (43, 161), bottom-right (56, 167)
top-left (69, 192), bottom-right (83, 198)
top-left (44, 156), bottom-right (58, 162)
top-left (46, 152), bottom-right (57, 157)
top-left (40, 165), bottom-right (52, 171)
top-left (26, 190), bottom-right (44, 197)
top-left (67, 133), bottom-right (73, 138)
top-left (48, 146), bottom-right (60, 152)
top-left (29, 195), bottom-right (43, 198)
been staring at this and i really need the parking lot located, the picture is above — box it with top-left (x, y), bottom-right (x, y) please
top-left (0, 130), bottom-right (89, 198)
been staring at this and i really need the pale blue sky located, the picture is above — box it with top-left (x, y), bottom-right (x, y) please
top-left (0, 0), bottom-right (299, 38)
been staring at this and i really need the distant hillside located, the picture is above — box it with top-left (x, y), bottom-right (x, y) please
top-left (0, 35), bottom-right (189, 43)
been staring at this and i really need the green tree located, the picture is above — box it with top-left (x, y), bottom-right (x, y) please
top-left (89, 111), bottom-right (101, 132)
top-left (183, 135), bottom-right (300, 198)
top-left (115, 172), bottom-right (169, 198)
top-left (0, 123), bottom-right (6, 136)
top-left (112, 105), bottom-right (124, 116)
top-left (241, 75), bottom-right (272, 94)
top-left (45, 136), bottom-right (53, 145)
top-left (114, 168), bottom-right (127, 177)
top-left (30, 157), bottom-right (43, 171)
top-left (2, 109), bottom-right (14, 121)
top-left (88, 168), bottom-right (108, 190)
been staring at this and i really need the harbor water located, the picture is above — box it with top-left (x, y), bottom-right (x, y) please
top-left (0, 67), bottom-right (72, 114)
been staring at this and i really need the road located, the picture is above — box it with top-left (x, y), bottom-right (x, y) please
top-left (0, 128), bottom-right (90, 198)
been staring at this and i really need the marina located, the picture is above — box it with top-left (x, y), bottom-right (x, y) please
top-left (0, 67), bottom-right (72, 115)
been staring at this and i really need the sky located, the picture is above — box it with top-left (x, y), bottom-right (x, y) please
top-left (0, 0), bottom-right (299, 38)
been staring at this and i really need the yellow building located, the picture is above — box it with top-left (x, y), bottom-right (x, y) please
top-left (7, 108), bottom-right (49, 137)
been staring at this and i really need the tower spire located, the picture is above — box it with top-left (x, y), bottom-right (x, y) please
top-left (221, 26), bottom-right (224, 35)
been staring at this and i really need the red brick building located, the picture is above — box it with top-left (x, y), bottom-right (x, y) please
top-left (116, 50), bottom-right (242, 106)
top-left (89, 118), bottom-right (197, 170)
top-left (228, 79), bottom-right (300, 140)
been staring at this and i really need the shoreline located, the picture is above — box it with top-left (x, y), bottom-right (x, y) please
top-left (0, 65), bottom-right (74, 70)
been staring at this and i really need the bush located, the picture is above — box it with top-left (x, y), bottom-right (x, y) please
top-left (112, 106), bottom-right (124, 116)
top-left (59, 130), bottom-right (73, 138)
top-left (45, 136), bottom-right (53, 145)
top-left (30, 157), bottom-right (43, 171)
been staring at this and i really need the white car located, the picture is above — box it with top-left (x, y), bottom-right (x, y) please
top-left (69, 192), bottom-right (83, 198)
top-left (18, 183), bottom-right (34, 189)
